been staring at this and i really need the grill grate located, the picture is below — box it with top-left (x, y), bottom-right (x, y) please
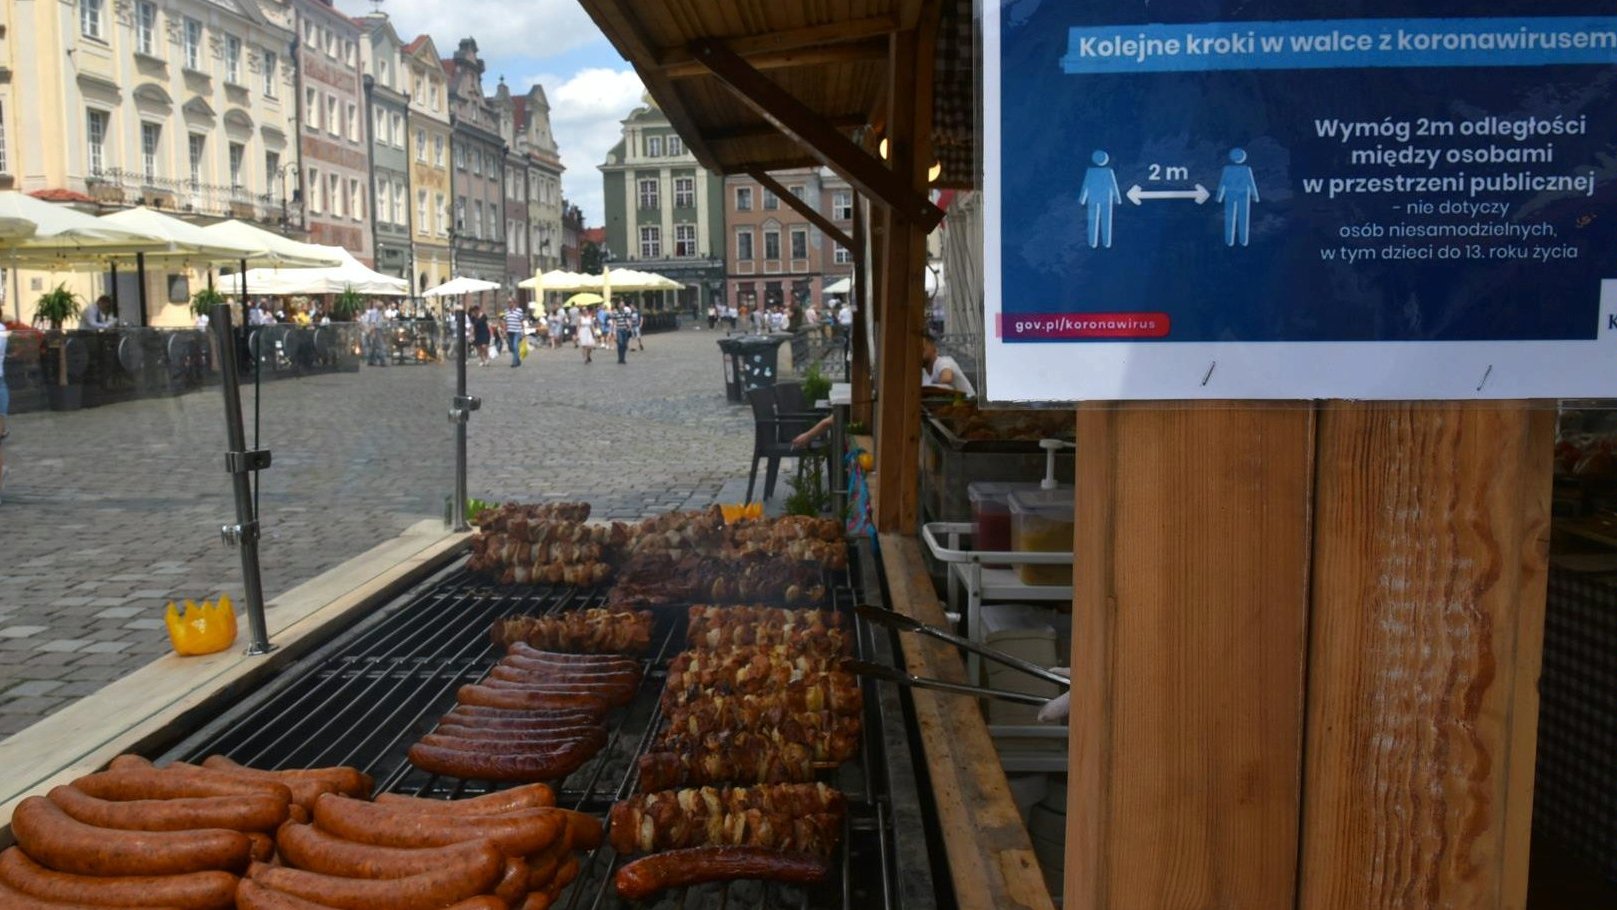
top-left (162, 547), bottom-right (924, 910)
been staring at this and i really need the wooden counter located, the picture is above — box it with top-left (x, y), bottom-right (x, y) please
top-left (0, 520), bottom-right (469, 839)
top-left (879, 532), bottom-right (1056, 910)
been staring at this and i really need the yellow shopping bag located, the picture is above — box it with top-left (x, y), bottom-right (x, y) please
top-left (519, 338), bottom-right (530, 359)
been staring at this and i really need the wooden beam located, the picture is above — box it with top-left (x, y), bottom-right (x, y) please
top-left (656, 13), bottom-right (898, 72)
top-left (881, 533), bottom-right (1058, 910)
top-left (1297, 403), bottom-right (1551, 910)
top-left (706, 118), bottom-right (865, 145)
top-left (1068, 403), bottom-right (1314, 910)
top-left (748, 169), bottom-right (856, 252)
top-left (687, 37), bottom-right (944, 231)
top-left (872, 21), bottom-right (935, 534)
top-left (851, 193), bottom-right (872, 427)
top-left (663, 39), bottom-right (886, 79)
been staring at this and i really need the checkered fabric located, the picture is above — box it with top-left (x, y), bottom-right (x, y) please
top-left (1533, 568), bottom-right (1617, 883)
top-left (933, 0), bottom-right (976, 187)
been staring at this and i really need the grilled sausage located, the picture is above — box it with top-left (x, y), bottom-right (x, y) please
top-left (249, 852), bottom-right (503, 910)
top-left (434, 722), bottom-right (602, 741)
top-left (526, 851), bottom-right (559, 891)
top-left (246, 832), bottom-right (275, 863)
top-left (614, 847), bottom-right (831, 900)
top-left (493, 856), bottom-right (530, 906)
top-left (0, 847), bottom-right (235, 910)
top-left (487, 666), bottom-right (637, 705)
top-left (71, 768), bottom-right (292, 805)
top-left (372, 783), bottom-right (556, 814)
top-left (10, 797), bottom-right (251, 877)
top-left (421, 730), bottom-right (603, 751)
top-left (519, 894), bottom-right (551, 910)
top-left (198, 757), bottom-right (372, 801)
top-left (0, 877), bottom-right (182, 910)
top-left (559, 809), bottom-right (604, 851)
top-left (442, 710), bottom-right (601, 732)
top-left (46, 785), bottom-right (288, 833)
top-left (275, 822), bottom-right (500, 879)
top-left (492, 659), bottom-right (640, 685)
top-left (408, 731), bottom-right (605, 783)
top-left (456, 684), bottom-right (610, 715)
top-left (235, 880), bottom-right (340, 910)
top-left (310, 793), bottom-right (563, 856)
top-left (507, 642), bottom-right (640, 667)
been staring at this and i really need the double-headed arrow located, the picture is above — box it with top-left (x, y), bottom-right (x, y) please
top-left (1127, 184), bottom-right (1210, 205)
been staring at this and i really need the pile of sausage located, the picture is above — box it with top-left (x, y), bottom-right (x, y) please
top-left (607, 552), bottom-right (830, 608)
top-left (608, 783), bottom-right (846, 900)
top-left (249, 783), bottom-right (597, 910)
top-left (0, 753), bottom-right (367, 909)
top-left (408, 644), bottom-right (643, 783)
top-left (490, 608), bottom-right (653, 657)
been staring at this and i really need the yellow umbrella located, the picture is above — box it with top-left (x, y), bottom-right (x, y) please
top-left (564, 292), bottom-right (605, 308)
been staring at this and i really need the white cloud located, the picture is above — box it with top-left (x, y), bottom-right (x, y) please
top-left (345, 0), bottom-right (600, 63)
top-left (535, 67), bottom-right (645, 226)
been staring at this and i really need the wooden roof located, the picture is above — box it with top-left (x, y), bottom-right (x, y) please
top-left (578, 0), bottom-right (957, 179)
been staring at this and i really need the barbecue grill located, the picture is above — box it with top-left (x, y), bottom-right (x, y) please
top-left (159, 541), bottom-right (941, 910)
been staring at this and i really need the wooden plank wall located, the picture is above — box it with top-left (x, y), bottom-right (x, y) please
top-left (1067, 403), bottom-right (1553, 910)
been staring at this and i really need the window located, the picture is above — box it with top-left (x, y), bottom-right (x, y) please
top-left (637, 178), bottom-right (659, 209)
top-left (393, 179), bottom-right (406, 225)
top-left (413, 76), bottom-right (424, 104)
top-left (140, 123), bottom-right (161, 183)
top-left (415, 130), bottom-right (426, 162)
top-left (735, 186), bottom-right (752, 211)
top-left (303, 20), bottom-right (315, 44)
top-left (675, 224), bottom-right (696, 258)
top-left (374, 107), bottom-right (386, 142)
top-left (434, 135), bottom-right (444, 166)
top-left (431, 82), bottom-right (441, 112)
top-left (762, 189), bottom-right (779, 210)
top-left (329, 174), bottom-right (343, 218)
top-left (486, 204), bottom-right (495, 239)
top-left (454, 143), bottom-right (464, 170)
top-left (790, 228), bottom-right (808, 260)
top-left (188, 134), bottom-right (205, 186)
top-left (263, 51), bottom-right (278, 97)
top-left (454, 197), bottom-right (465, 233)
top-left (471, 150), bottom-right (481, 175)
top-left (345, 41), bottom-right (356, 68)
top-left (326, 95), bottom-right (339, 137)
top-left (736, 229), bottom-right (754, 261)
top-left (351, 178), bottom-right (364, 221)
top-left (225, 36), bottom-right (242, 84)
top-left (472, 200), bottom-right (482, 238)
top-left (0, 102), bottom-right (9, 173)
top-left (674, 177), bottom-right (694, 208)
top-left (85, 109), bottom-right (109, 175)
top-left (375, 180), bottom-right (389, 224)
top-left (789, 185), bottom-right (805, 201)
top-left (646, 135), bottom-right (662, 157)
top-left (639, 225), bottom-right (661, 259)
top-left (763, 229), bottom-right (781, 261)
top-left (347, 103), bottom-right (359, 143)
top-left (392, 113), bottom-right (404, 148)
top-left (265, 151), bottom-right (280, 196)
top-left (80, 0), bottom-right (103, 40)
top-left (305, 87), bottom-right (319, 130)
top-left (307, 167), bottom-right (321, 213)
top-left (833, 190), bottom-right (852, 221)
top-left (437, 194), bottom-right (448, 236)
top-left (833, 245), bottom-right (852, 265)
top-left (136, 2), bottom-right (158, 55)
top-left (417, 190), bottom-right (428, 231)
top-left (668, 135), bottom-right (683, 156)
top-left (227, 142), bottom-right (245, 189)
top-left (183, 18), bottom-right (203, 71)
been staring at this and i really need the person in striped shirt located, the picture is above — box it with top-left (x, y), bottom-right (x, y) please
top-left (504, 301), bottom-right (526, 368)
top-left (611, 303), bottom-right (633, 364)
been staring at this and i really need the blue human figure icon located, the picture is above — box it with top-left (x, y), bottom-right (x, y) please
top-left (1079, 150), bottom-right (1122, 249)
top-left (1216, 148), bottom-right (1260, 247)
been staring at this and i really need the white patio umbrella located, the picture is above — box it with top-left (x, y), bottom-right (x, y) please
top-left (198, 220), bottom-right (344, 269)
top-left (214, 246), bottom-right (408, 296)
top-left (823, 276), bottom-right (852, 295)
top-left (100, 207), bottom-right (261, 262)
top-left (0, 191), bottom-right (167, 264)
top-left (422, 276), bottom-right (502, 298)
top-left (518, 269), bottom-right (596, 292)
top-left (602, 268), bottom-right (683, 292)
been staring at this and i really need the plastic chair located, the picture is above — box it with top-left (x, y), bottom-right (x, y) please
top-left (746, 387), bottom-right (798, 502)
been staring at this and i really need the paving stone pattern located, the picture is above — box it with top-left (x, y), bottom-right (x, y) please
top-left (0, 326), bottom-right (764, 736)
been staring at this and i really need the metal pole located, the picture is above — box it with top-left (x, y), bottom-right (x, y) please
top-left (135, 252), bottom-right (149, 327)
top-left (210, 303), bottom-right (274, 656)
top-left (449, 303), bottom-right (478, 532)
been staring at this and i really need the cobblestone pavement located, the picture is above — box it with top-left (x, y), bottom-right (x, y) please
top-left (0, 326), bottom-right (759, 736)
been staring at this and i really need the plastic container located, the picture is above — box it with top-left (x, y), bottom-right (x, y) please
top-left (969, 481), bottom-right (1040, 564)
top-left (1010, 489), bottom-right (1076, 586)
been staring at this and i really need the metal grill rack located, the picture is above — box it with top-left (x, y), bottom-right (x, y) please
top-left (160, 545), bottom-right (936, 910)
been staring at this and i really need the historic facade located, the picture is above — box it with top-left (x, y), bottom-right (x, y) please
top-left (403, 33), bottom-right (450, 295)
top-left (442, 39), bottom-right (503, 299)
top-left (599, 95), bottom-right (723, 312)
top-left (519, 87), bottom-right (563, 278)
top-left (355, 12), bottom-right (409, 281)
top-left (723, 167), bottom-right (855, 314)
top-left (292, 0), bottom-right (370, 262)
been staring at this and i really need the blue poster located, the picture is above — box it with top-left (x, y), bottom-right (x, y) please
top-left (984, 0), bottom-right (1617, 400)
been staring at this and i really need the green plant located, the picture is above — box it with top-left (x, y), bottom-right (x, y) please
top-left (800, 364), bottom-right (832, 405)
top-left (331, 286), bottom-right (365, 321)
top-left (191, 285), bottom-right (226, 318)
top-left (33, 283), bottom-right (82, 330)
top-left (783, 454), bottom-right (831, 517)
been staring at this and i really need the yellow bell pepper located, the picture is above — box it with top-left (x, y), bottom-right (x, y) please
top-left (165, 596), bottom-right (239, 656)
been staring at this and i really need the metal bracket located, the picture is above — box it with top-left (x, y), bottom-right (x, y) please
top-left (225, 449), bottom-right (273, 474)
top-left (449, 395), bottom-right (482, 424)
top-left (220, 521), bottom-right (260, 547)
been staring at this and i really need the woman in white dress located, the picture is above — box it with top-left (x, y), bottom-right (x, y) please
top-left (576, 309), bottom-right (597, 364)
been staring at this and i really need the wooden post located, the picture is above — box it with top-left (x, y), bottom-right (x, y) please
top-left (851, 193), bottom-right (872, 426)
top-left (872, 24), bottom-right (934, 533)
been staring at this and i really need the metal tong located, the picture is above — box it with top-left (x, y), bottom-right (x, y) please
top-left (849, 605), bottom-right (1070, 705)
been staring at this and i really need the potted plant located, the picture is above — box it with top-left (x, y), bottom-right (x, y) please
top-left (34, 284), bottom-right (87, 410)
top-left (191, 285), bottom-right (225, 319)
top-left (331, 286), bottom-right (364, 321)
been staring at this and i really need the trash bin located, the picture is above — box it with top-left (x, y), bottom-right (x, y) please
top-left (717, 337), bottom-right (745, 403)
top-left (735, 334), bottom-right (789, 395)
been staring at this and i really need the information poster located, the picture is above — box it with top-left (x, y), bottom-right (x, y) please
top-left (983, 0), bottom-right (1617, 400)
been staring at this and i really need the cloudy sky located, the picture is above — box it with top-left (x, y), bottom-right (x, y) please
top-left (339, 0), bottom-right (645, 227)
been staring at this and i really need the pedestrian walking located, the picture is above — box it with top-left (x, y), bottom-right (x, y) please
top-left (707, 304), bottom-right (718, 330)
top-left (360, 301), bottom-right (388, 366)
top-left (548, 309), bottom-right (563, 349)
top-left (505, 300), bottom-right (526, 368)
top-left (470, 305), bottom-right (491, 366)
top-left (631, 306), bottom-right (645, 352)
top-left (576, 310), bottom-right (597, 364)
top-left (612, 304), bottom-right (633, 364)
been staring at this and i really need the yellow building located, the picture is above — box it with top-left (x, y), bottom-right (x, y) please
top-left (1, 0), bottom-right (296, 327)
top-left (403, 33), bottom-right (450, 296)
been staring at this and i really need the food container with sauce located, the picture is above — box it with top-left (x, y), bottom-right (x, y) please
top-left (969, 481), bottom-right (1040, 565)
top-left (1009, 489), bottom-right (1076, 586)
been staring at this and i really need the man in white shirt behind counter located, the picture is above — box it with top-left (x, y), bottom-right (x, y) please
top-left (921, 333), bottom-right (975, 398)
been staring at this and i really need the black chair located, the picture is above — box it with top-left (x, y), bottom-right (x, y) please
top-left (746, 386), bottom-right (798, 502)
